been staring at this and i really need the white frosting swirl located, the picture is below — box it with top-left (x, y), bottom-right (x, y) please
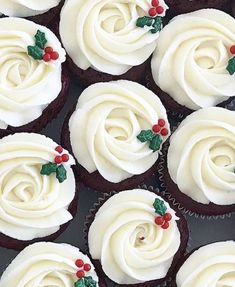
top-left (168, 107), bottom-right (235, 205)
top-left (69, 80), bottom-right (170, 183)
top-left (0, 0), bottom-right (61, 17)
top-left (151, 9), bottom-right (235, 110)
top-left (0, 133), bottom-right (76, 241)
top-left (60, 0), bottom-right (168, 75)
top-left (0, 17), bottom-right (66, 129)
top-left (176, 241), bottom-right (235, 287)
top-left (89, 189), bottom-right (180, 284)
top-left (0, 242), bottom-right (99, 287)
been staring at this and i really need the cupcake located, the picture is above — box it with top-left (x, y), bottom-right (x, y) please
top-left (165, 107), bottom-right (235, 215)
top-left (0, 1), bottom-right (64, 26)
top-left (0, 17), bottom-right (69, 133)
top-left (150, 9), bottom-right (235, 115)
top-left (59, 0), bottom-right (169, 86)
top-left (174, 241), bottom-right (235, 287)
top-left (0, 132), bottom-right (77, 250)
top-left (0, 242), bottom-right (106, 287)
top-left (62, 80), bottom-right (170, 192)
top-left (87, 188), bottom-right (189, 286)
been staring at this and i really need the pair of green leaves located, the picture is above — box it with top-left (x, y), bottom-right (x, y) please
top-left (136, 16), bottom-right (162, 34)
top-left (137, 129), bottom-right (163, 152)
top-left (40, 162), bottom-right (67, 183)
top-left (28, 30), bottom-right (47, 60)
top-left (74, 276), bottom-right (97, 287)
top-left (153, 198), bottom-right (167, 216)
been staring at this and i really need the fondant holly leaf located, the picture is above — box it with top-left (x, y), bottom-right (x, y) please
top-left (149, 134), bottom-right (163, 151)
top-left (27, 45), bottom-right (43, 60)
top-left (56, 164), bottom-right (67, 183)
top-left (40, 162), bottom-right (57, 176)
top-left (151, 16), bottom-right (162, 34)
top-left (84, 276), bottom-right (97, 287)
top-left (136, 16), bottom-right (155, 28)
top-left (226, 56), bottom-right (235, 75)
top-left (74, 279), bottom-right (84, 287)
top-left (153, 198), bottom-right (167, 216)
top-left (35, 30), bottom-right (47, 49)
top-left (137, 130), bottom-right (155, 142)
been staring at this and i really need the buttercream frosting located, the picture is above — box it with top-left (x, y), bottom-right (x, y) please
top-left (60, 0), bottom-right (168, 75)
top-left (176, 241), bottom-right (235, 287)
top-left (168, 107), bottom-right (235, 205)
top-left (0, 242), bottom-right (99, 287)
top-left (0, 17), bottom-right (66, 129)
top-left (151, 9), bottom-right (235, 110)
top-left (69, 80), bottom-right (170, 183)
top-left (0, 0), bottom-right (61, 17)
top-left (88, 189), bottom-right (181, 284)
top-left (0, 133), bottom-right (76, 241)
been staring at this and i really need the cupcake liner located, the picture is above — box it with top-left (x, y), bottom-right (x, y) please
top-left (83, 187), bottom-right (189, 287)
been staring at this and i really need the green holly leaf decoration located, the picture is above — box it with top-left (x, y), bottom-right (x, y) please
top-left (27, 45), bottom-right (43, 60)
top-left (84, 276), bottom-right (97, 287)
top-left (226, 56), bottom-right (235, 75)
top-left (151, 16), bottom-right (162, 34)
top-left (56, 164), bottom-right (67, 183)
top-left (74, 279), bottom-right (84, 287)
top-left (35, 30), bottom-right (47, 49)
top-left (40, 162), bottom-right (57, 176)
top-left (137, 130), bottom-right (155, 142)
top-left (136, 16), bottom-right (162, 34)
top-left (153, 198), bottom-right (167, 216)
top-left (149, 134), bottom-right (163, 152)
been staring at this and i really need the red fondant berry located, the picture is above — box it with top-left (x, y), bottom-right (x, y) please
top-left (51, 51), bottom-right (59, 60)
top-left (43, 53), bottom-right (51, 62)
top-left (161, 128), bottom-right (169, 136)
top-left (139, 236), bottom-right (145, 241)
top-left (75, 259), bottom-right (84, 268)
top-left (76, 270), bottom-right (85, 278)
top-left (45, 46), bottom-right (53, 54)
top-left (151, 0), bottom-right (159, 7)
top-left (161, 221), bottom-right (169, 229)
top-left (54, 156), bottom-right (62, 164)
top-left (84, 263), bottom-right (91, 272)
top-left (163, 213), bottom-right (172, 222)
top-left (156, 6), bottom-right (164, 14)
top-left (230, 45), bottom-right (235, 54)
top-left (55, 146), bottom-right (63, 153)
top-left (149, 7), bottom-right (157, 17)
top-left (152, 124), bottom-right (161, 133)
top-left (158, 119), bottom-right (165, 127)
top-left (155, 216), bottom-right (164, 226)
top-left (62, 154), bottom-right (69, 162)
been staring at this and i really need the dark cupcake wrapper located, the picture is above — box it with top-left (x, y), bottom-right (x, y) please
top-left (83, 186), bottom-right (189, 287)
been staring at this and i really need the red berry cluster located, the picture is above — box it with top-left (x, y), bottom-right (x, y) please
top-left (75, 259), bottom-right (92, 279)
top-left (155, 213), bottom-right (172, 229)
top-left (230, 45), bottom-right (235, 54)
top-left (54, 146), bottom-right (69, 164)
top-left (152, 118), bottom-right (169, 136)
top-left (149, 0), bottom-right (164, 17)
top-left (43, 46), bottom-right (59, 62)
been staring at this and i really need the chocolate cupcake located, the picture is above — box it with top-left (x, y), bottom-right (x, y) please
top-left (87, 188), bottom-right (189, 286)
top-left (62, 80), bottom-right (170, 192)
top-left (59, 0), bottom-right (169, 86)
top-left (0, 132), bottom-right (78, 250)
top-left (0, 242), bottom-right (106, 287)
top-left (0, 17), bottom-right (69, 133)
top-left (165, 107), bottom-right (235, 215)
top-left (150, 9), bottom-right (235, 115)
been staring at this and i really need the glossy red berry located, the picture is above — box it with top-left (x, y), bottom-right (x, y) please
top-left (62, 154), bottom-right (69, 162)
top-left (44, 46), bottom-right (53, 54)
top-left (161, 221), bottom-right (169, 229)
top-left (151, 0), bottom-right (159, 7)
top-left (158, 119), bottom-right (165, 127)
top-left (148, 7), bottom-right (157, 17)
top-left (152, 124), bottom-right (161, 133)
top-left (155, 216), bottom-right (164, 226)
top-left (156, 5), bottom-right (164, 14)
top-left (51, 51), bottom-right (59, 60)
top-left (84, 263), bottom-right (91, 272)
top-left (230, 45), bottom-right (235, 54)
top-left (55, 146), bottom-right (63, 153)
top-left (54, 156), bottom-right (62, 164)
top-left (76, 270), bottom-right (85, 278)
top-left (43, 53), bottom-right (51, 62)
top-left (75, 259), bottom-right (84, 268)
top-left (163, 213), bottom-right (172, 222)
top-left (161, 128), bottom-right (169, 136)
